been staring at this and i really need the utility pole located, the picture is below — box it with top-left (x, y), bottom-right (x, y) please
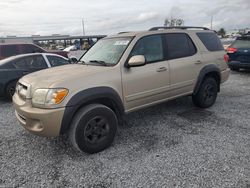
top-left (211, 15), bottom-right (213, 30)
top-left (82, 19), bottom-right (85, 36)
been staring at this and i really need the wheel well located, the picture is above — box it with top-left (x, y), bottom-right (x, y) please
top-left (82, 98), bottom-right (122, 118)
top-left (61, 97), bottom-right (124, 134)
top-left (204, 71), bottom-right (221, 92)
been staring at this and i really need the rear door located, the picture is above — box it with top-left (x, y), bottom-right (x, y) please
top-left (165, 33), bottom-right (201, 96)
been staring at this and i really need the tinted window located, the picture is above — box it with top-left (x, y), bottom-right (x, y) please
top-left (231, 38), bottom-right (250, 48)
top-left (21, 44), bottom-right (44, 53)
top-left (131, 35), bottom-right (164, 63)
top-left (1, 45), bottom-right (19, 57)
top-left (197, 32), bottom-right (224, 51)
top-left (13, 55), bottom-right (47, 69)
top-left (165, 33), bottom-right (196, 60)
top-left (0, 60), bottom-right (14, 69)
top-left (47, 55), bottom-right (69, 67)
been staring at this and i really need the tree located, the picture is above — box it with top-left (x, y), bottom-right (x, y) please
top-left (218, 28), bottom-right (226, 38)
top-left (164, 18), bottom-right (184, 27)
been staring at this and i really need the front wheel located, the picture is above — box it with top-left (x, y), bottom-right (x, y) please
top-left (192, 77), bottom-right (218, 108)
top-left (69, 104), bottom-right (118, 154)
top-left (5, 81), bottom-right (17, 100)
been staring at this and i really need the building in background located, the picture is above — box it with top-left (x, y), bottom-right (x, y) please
top-left (0, 34), bottom-right (106, 50)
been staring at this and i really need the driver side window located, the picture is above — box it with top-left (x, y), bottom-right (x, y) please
top-left (131, 35), bottom-right (164, 63)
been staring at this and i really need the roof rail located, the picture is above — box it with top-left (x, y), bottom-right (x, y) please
top-left (149, 26), bottom-right (210, 31)
top-left (118, 32), bottom-right (130, 34)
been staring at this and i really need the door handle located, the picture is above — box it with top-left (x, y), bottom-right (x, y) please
top-left (195, 60), bottom-right (202, 65)
top-left (157, 67), bottom-right (167, 72)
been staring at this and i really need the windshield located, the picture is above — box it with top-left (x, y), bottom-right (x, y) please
top-left (80, 37), bottom-right (132, 66)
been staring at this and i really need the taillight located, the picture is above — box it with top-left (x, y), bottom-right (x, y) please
top-left (224, 54), bottom-right (229, 63)
top-left (227, 47), bottom-right (237, 53)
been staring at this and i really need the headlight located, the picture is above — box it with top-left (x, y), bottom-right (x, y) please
top-left (32, 88), bottom-right (68, 108)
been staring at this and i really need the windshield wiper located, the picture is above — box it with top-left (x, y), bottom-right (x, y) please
top-left (78, 60), bottom-right (86, 64)
top-left (89, 60), bottom-right (108, 66)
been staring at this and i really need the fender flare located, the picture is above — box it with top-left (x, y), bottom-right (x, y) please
top-left (60, 87), bottom-right (124, 134)
top-left (193, 64), bottom-right (221, 95)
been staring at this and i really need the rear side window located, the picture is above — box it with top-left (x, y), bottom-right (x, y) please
top-left (130, 35), bottom-right (164, 63)
top-left (165, 33), bottom-right (196, 60)
top-left (197, 32), bottom-right (224, 51)
top-left (1, 45), bottom-right (19, 58)
top-left (13, 55), bottom-right (47, 69)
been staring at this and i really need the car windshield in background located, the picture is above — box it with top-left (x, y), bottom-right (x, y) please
top-left (80, 37), bottom-right (132, 66)
top-left (231, 38), bottom-right (250, 48)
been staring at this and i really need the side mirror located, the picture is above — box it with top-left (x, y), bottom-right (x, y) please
top-left (127, 55), bottom-right (146, 67)
top-left (69, 56), bottom-right (78, 64)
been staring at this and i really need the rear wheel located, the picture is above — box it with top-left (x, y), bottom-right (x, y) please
top-left (69, 104), bottom-right (118, 154)
top-left (192, 77), bottom-right (218, 108)
top-left (5, 81), bottom-right (17, 100)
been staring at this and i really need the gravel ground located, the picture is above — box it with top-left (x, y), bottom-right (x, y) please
top-left (0, 71), bottom-right (250, 188)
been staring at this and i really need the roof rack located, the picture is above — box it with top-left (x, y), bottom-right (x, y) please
top-left (149, 26), bottom-right (210, 31)
top-left (118, 32), bottom-right (131, 34)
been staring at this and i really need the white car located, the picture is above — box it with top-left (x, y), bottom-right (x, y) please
top-left (63, 45), bottom-right (77, 52)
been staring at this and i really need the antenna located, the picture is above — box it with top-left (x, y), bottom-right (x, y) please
top-left (211, 15), bottom-right (213, 30)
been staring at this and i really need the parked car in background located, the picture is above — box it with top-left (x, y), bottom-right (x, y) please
top-left (0, 43), bottom-right (68, 60)
top-left (63, 45), bottom-right (77, 52)
top-left (221, 38), bottom-right (235, 50)
top-left (226, 35), bottom-right (250, 71)
top-left (0, 53), bottom-right (70, 99)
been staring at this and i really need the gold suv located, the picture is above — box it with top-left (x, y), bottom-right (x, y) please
top-left (13, 26), bottom-right (230, 153)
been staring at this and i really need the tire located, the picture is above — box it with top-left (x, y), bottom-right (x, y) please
top-left (69, 104), bottom-right (118, 154)
top-left (192, 77), bottom-right (218, 108)
top-left (229, 67), bottom-right (239, 71)
top-left (5, 81), bottom-right (17, 100)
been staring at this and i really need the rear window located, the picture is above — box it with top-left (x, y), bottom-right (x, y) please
top-left (197, 33), bottom-right (224, 51)
top-left (21, 44), bottom-right (44, 53)
top-left (231, 38), bottom-right (250, 48)
top-left (1, 45), bottom-right (19, 57)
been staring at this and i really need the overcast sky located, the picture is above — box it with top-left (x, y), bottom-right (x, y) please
top-left (0, 0), bottom-right (249, 36)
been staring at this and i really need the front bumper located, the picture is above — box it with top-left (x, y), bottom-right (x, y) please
top-left (220, 68), bottom-right (230, 83)
top-left (13, 93), bottom-right (65, 137)
top-left (228, 61), bottom-right (250, 69)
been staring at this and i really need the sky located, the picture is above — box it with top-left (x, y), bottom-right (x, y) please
top-left (0, 0), bottom-right (249, 36)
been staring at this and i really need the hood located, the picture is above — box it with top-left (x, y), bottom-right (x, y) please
top-left (21, 64), bottom-right (110, 88)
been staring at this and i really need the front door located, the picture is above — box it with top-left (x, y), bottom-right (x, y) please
top-left (122, 34), bottom-right (170, 112)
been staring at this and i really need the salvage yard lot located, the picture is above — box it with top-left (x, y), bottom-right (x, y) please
top-left (0, 71), bottom-right (250, 188)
